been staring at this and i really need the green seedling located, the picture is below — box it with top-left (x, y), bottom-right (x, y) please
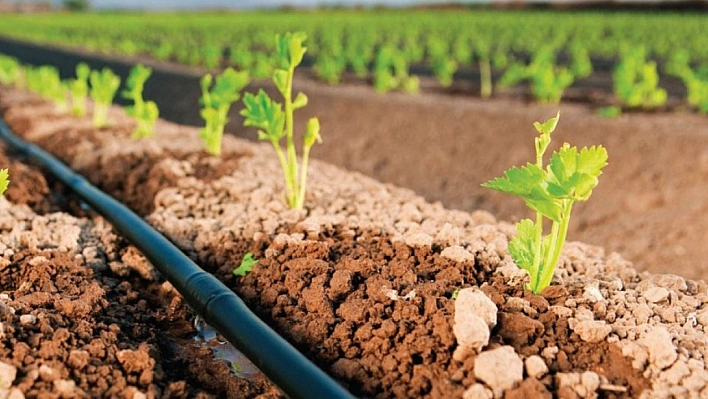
top-left (0, 169), bottom-right (8, 197)
top-left (482, 112), bottom-right (608, 294)
top-left (122, 64), bottom-right (159, 139)
top-left (530, 63), bottom-right (574, 104)
top-left (499, 46), bottom-right (575, 104)
top-left (241, 31), bottom-right (322, 210)
top-left (613, 47), bottom-right (666, 109)
top-left (233, 252), bottom-right (257, 277)
top-left (569, 43), bottom-right (593, 79)
top-left (344, 32), bottom-right (375, 78)
top-left (89, 67), bottom-right (121, 128)
top-left (203, 43), bottom-right (222, 70)
top-left (666, 50), bottom-right (708, 114)
top-left (199, 67), bottom-right (250, 156)
top-left (373, 44), bottom-right (419, 94)
top-left (428, 37), bottom-right (458, 88)
top-left (26, 65), bottom-right (67, 110)
top-left (0, 55), bottom-right (22, 87)
top-left (315, 52), bottom-right (347, 85)
top-left (68, 62), bottom-right (90, 117)
top-left (597, 106), bottom-right (622, 118)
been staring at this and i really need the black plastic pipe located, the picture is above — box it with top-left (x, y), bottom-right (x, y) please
top-left (0, 117), bottom-right (356, 399)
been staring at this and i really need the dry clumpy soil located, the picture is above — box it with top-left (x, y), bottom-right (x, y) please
top-left (3, 36), bottom-right (707, 281)
top-left (2, 88), bottom-right (708, 399)
top-left (0, 101), bottom-right (279, 398)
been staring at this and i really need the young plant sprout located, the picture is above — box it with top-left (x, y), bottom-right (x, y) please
top-left (233, 252), bottom-right (257, 277)
top-left (199, 67), bottom-right (250, 155)
top-left (482, 112), bottom-right (608, 294)
top-left (240, 31), bottom-right (322, 210)
top-left (0, 169), bottom-right (8, 197)
top-left (122, 64), bottom-right (159, 139)
top-left (68, 63), bottom-right (90, 117)
top-left (0, 55), bottom-right (22, 87)
top-left (26, 65), bottom-right (67, 111)
top-left (89, 67), bottom-right (121, 128)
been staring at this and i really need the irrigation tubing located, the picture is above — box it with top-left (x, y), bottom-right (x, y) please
top-left (0, 117), bottom-right (356, 399)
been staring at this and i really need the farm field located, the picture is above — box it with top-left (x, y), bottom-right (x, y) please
top-left (1, 7), bottom-right (708, 399)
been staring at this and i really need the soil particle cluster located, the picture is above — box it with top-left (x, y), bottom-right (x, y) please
top-left (0, 92), bottom-right (280, 398)
top-left (2, 87), bottom-right (708, 398)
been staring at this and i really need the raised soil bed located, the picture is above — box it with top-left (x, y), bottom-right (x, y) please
top-left (1, 86), bottom-right (707, 398)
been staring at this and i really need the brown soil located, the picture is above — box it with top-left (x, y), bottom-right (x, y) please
top-left (287, 78), bottom-right (708, 282)
top-left (3, 87), bottom-right (708, 398)
top-left (2, 37), bottom-right (706, 281)
top-left (0, 100), bottom-right (280, 398)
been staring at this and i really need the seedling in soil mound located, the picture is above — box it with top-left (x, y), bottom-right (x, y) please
top-left (68, 62), bottom-right (90, 117)
top-left (89, 67), bottom-right (121, 128)
top-left (199, 67), bottom-right (249, 155)
top-left (122, 64), bottom-right (160, 139)
top-left (241, 31), bottom-right (322, 210)
top-left (483, 112), bottom-right (608, 294)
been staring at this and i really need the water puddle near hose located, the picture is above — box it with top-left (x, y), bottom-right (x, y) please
top-left (193, 315), bottom-right (260, 378)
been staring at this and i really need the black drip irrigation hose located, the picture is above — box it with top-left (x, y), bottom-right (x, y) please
top-left (0, 117), bottom-right (356, 399)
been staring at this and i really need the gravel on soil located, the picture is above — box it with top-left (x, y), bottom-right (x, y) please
top-left (2, 87), bottom-right (707, 398)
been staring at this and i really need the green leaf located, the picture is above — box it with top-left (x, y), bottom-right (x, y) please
top-left (546, 144), bottom-right (608, 201)
top-left (304, 117), bottom-right (321, 148)
top-left (209, 68), bottom-right (250, 107)
top-left (483, 164), bottom-right (561, 221)
top-left (533, 110), bottom-right (560, 136)
top-left (273, 69), bottom-right (288, 96)
top-left (233, 252), bottom-right (257, 277)
top-left (293, 92), bottom-right (308, 110)
top-left (240, 90), bottom-right (285, 142)
top-left (275, 31), bottom-right (308, 70)
top-left (524, 195), bottom-right (562, 223)
top-left (288, 32), bottom-right (307, 68)
top-left (577, 146), bottom-right (609, 178)
top-left (482, 163), bottom-right (546, 197)
top-left (508, 218), bottom-right (538, 277)
top-left (76, 62), bottom-right (90, 81)
top-left (0, 169), bottom-right (9, 197)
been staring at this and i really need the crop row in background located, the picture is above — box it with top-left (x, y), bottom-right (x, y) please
top-left (0, 10), bottom-right (706, 111)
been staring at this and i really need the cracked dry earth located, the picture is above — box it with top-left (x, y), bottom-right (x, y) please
top-left (2, 87), bottom-right (708, 399)
top-left (0, 100), bottom-right (280, 397)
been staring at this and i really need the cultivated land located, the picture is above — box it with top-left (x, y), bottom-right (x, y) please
top-left (0, 8), bottom-right (708, 398)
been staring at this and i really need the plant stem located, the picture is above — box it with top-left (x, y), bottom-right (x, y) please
top-left (296, 145), bottom-right (312, 210)
top-left (284, 66), bottom-right (299, 208)
top-left (530, 142), bottom-right (545, 292)
top-left (272, 142), bottom-right (293, 204)
top-left (480, 58), bottom-right (492, 99)
top-left (94, 104), bottom-right (107, 128)
top-left (537, 200), bottom-right (573, 292)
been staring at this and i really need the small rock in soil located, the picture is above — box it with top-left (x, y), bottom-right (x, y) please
top-left (473, 346), bottom-right (524, 398)
top-left (640, 326), bottom-right (678, 370)
top-left (453, 288), bottom-right (497, 357)
top-left (0, 361), bottom-right (17, 389)
top-left (525, 355), bottom-right (549, 379)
